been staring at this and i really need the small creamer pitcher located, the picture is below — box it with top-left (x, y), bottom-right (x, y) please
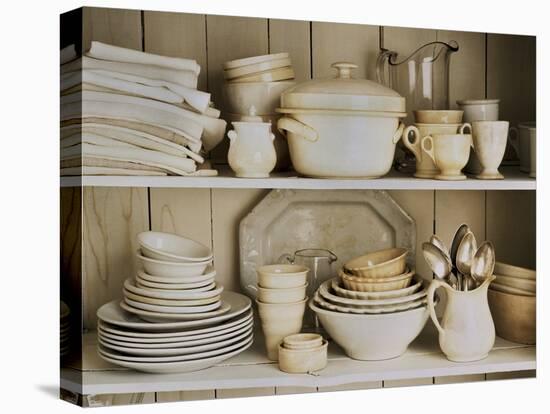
top-left (427, 275), bottom-right (496, 362)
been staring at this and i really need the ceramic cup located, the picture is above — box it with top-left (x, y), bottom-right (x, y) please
top-left (471, 121), bottom-right (510, 180)
top-left (456, 99), bottom-right (499, 122)
top-left (421, 133), bottom-right (473, 180)
top-left (402, 123), bottom-right (471, 178)
top-left (413, 110), bottom-right (464, 124)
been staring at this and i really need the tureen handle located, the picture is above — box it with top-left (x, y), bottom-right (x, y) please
top-left (277, 117), bottom-right (318, 142)
top-left (392, 122), bottom-right (405, 144)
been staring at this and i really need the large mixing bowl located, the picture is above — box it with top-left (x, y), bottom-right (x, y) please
top-left (309, 299), bottom-right (429, 360)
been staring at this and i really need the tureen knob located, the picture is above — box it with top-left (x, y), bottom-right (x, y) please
top-left (331, 62), bottom-right (358, 79)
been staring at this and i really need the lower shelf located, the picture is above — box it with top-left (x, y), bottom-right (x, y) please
top-left (60, 323), bottom-right (535, 395)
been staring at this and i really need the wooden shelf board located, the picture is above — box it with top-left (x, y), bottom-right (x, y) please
top-left (60, 166), bottom-right (535, 190)
top-left (60, 324), bottom-right (536, 395)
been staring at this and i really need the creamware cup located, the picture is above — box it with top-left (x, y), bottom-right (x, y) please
top-left (421, 133), bottom-right (473, 180)
top-left (413, 110), bottom-right (463, 124)
top-left (471, 121), bottom-right (509, 179)
top-left (402, 123), bottom-right (470, 178)
top-left (257, 264), bottom-right (309, 289)
top-left (257, 283), bottom-right (308, 304)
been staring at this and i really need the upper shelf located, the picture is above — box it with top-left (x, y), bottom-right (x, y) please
top-left (60, 166), bottom-right (535, 190)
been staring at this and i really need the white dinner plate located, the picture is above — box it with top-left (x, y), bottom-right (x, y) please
top-left (313, 292), bottom-right (427, 314)
top-left (121, 299), bottom-right (229, 321)
top-left (98, 333), bottom-right (253, 362)
top-left (319, 279), bottom-right (427, 307)
top-left (99, 327), bottom-right (253, 357)
top-left (98, 309), bottom-right (253, 339)
top-left (124, 278), bottom-right (223, 300)
top-left (137, 267), bottom-right (217, 284)
top-left (123, 296), bottom-right (222, 314)
top-left (97, 337), bottom-right (253, 373)
top-left (123, 287), bottom-right (221, 307)
top-left (98, 318), bottom-right (253, 347)
top-left (136, 274), bottom-right (215, 290)
top-left (97, 292), bottom-right (251, 331)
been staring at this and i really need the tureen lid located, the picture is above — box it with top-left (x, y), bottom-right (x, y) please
top-left (280, 62), bottom-right (405, 113)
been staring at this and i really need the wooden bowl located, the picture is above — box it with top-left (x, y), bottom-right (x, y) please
top-left (488, 288), bottom-right (536, 345)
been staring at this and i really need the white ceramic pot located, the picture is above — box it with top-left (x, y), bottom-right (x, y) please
top-left (278, 112), bottom-right (404, 178)
top-left (428, 277), bottom-right (495, 362)
top-left (309, 299), bottom-right (430, 360)
top-left (227, 112), bottom-right (277, 178)
top-left (277, 62), bottom-right (406, 178)
top-left (223, 81), bottom-right (296, 115)
top-left (456, 99), bottom-right (499, 122)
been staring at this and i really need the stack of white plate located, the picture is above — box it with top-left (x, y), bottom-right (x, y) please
top-left (60, 301), bottom-right (70, 357)
top-left (96, 292), bottom-right (253, 373)
top-left (97, 231), bottom-right (254, 373)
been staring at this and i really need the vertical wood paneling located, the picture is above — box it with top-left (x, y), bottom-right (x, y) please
top-left (143, 11), bottom-right (208, 91)
top-left (82, 187), bottom-right (149, 328)
top-left (487, 34), bottom-right (536, 125)
top-left (156, 390), bottom-right (215, 402)
top-left (436, 30), bottom-right (486, 108)
top-left (269, 19), bottom-right (311, 81)
top-left (211, 189), bottom-right (269, 291)
top-left (206, 15), bottom-right (269, 163)
top-left (388, 190), bottom-right (434, 281)
top-left (312, 22), bottom-right (380, 79)
top-left (216, 387), bottom-right (276, 399)
top-left (149, 188), bottom-right (212, 250)
top-left (82, 7), bottom-right (142, 51)
top-left (486, 191), bottom-right (536, 269)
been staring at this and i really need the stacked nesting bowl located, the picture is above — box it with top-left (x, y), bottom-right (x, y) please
top-left (223, 53), bottom-right (296, 170)
top-left (488, 261), bottom-right (536, 344)
top-left (310, 247), bottom-right (432, 360)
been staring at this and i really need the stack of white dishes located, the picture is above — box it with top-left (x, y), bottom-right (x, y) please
top-left (223, 53), bottom-right (296, 170)
top-left (255, 264), bottom-right (309, 361)
top-left (278, 333), bottom-right (328, 374)
top-left (310, 247), bottom-right (432, 361)
top-left (488, 261), bottom-right (536, 345)
top-left (60, 301), bottom-right (70, 358)
top-left (96, 231), bottom-right (253, 373)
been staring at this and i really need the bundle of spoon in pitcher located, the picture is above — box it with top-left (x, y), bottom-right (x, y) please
top-left (422, 224), bottom-right (496, 291)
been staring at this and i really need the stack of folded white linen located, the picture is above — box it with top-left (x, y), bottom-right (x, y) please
top-left (60, 41), bottom-right (226, 176)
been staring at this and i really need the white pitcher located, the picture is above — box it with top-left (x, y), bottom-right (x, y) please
top-left (427, 275), bottom-right (496, 362)
top-left (227, 106), bottom-right (277, 178)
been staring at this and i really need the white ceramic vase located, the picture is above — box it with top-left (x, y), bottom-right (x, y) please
top-left (427, 276), bottom-right (496, 362)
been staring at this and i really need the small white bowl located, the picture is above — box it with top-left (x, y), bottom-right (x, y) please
top-left (136, 251), bottom-right (212, 278)
top-left (138, 231), bottom-right (212, 263)
top-left (257, 264), bottom-right (309, 289)
top-left (283, 333), bottom-right (323, 350)
top-left (257, 283), bottom-right (307, 304)
top-left (278, 340), bottom-right (328, 373)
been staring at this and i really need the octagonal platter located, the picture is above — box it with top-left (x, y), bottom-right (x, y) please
top-left (239, 189), bottom-right (415, 299)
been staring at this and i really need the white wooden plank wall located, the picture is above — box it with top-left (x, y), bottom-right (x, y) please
top-left (67, 7), bottom-right (536, 402)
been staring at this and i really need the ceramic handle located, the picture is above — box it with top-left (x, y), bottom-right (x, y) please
top-left (507, 126), bottom-right (520, 157)
top-left (427, 279), bottom-right (445, 337)
top-left (227, 130), bottom-right (237, 142)
top-left (458, 122), bottom-right (472, 134)
top-left (402, 125), bottom-right (422, 159)
top-left (421, 135), bottom-right (436, 164)
top-left (392, 122), bottom-right (405, 144)
top-left (277, 117), bottom-right (318, 142)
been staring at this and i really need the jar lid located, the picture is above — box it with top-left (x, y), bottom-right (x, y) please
top-left (280, 62), bottom-right (405, 113)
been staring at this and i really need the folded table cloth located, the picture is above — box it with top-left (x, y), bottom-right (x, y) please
top-left (61, 118), bottom-right (202, 153)
top-left (77, 91), bottom-right (226, 151)
top-left (61, 156), bottom-right (166, 173)
top-left (88, 41), bottom-right (201, 75)
top-left (62, 56), bottom-right (198, 89)
top-left (61, 123), bottom-right (204, 164)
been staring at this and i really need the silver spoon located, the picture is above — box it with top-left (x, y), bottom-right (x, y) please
top-left (430, 235), bottom-right (451, 262)
top-left (456, 231), bottom-right (477, 276)
top-left (422, 242), bottom-right (452, 282)
top-left (470, 241), bottom-right (496, 286)
top-left (450, 224), bottom-right (470, 269)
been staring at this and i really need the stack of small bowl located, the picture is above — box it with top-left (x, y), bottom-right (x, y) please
top-left (60, 301), bottom-right (70, 358)
top-left (96, 231), bottom-right (254, 373)
top-left (488, 261), bottom-right (536, 345)
top-left (310, 247), bottom-right (433, 361)
top-left (278, 333), bottom-right (328, 374)
top-left (223, 52), bottom-right (296, 170)
top-left (255, 264), bottom-right (309, 360)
